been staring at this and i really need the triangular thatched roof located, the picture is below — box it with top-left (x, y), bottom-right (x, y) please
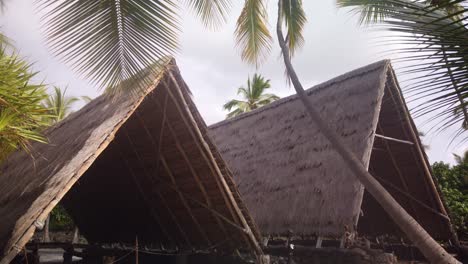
top-left (208, 60), bottom-right (456, 243)
top-left (0, 60), bottom-right (262, 263)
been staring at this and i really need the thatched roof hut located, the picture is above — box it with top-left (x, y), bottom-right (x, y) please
top-left (0, 61), bottom-right (262, 263)
top-left (208, 60), bottom-right (456, 243)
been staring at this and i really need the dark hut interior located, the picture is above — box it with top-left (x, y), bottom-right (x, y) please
top-left (0, 62), bottom-right (262, 264)
top-left (0, 60), bottom-right (462, 264)
top-left (358, 71), bottom-right (453, 241)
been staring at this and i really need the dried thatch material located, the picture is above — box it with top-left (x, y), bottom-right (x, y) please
top-left (0, 60), bottom-right (262, 263)
top-left (209, 60), bottom-right (456, 242)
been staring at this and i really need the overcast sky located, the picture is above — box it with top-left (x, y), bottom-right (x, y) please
top-left (1, 0), bottom-right (466, 163)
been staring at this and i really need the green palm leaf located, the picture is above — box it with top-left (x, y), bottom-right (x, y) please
top-left (43, 87), bottom-right (80, 124)
top-left (337, 0), bottom-right (468, 139)
top-left (223, 73), bottom-right (279, 118)
top-left (0, 49), bottom-right (49, 161)
top-left (235, 0), bottom-right (272, 65)
top-left (37, 0), bottom-right (230, 94)
top-left (280, 0), bottom-right (307, 56)
top-left (186, 0), bottom-right (232, 28)
top-left (80, 95), bottom-right (93, 103)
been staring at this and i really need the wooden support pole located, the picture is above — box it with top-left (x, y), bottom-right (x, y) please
top-left (155, 89), bottom-right (169, 173)
top-left (23, 247), bottom-right (28, 264)
top-left (127, 115), bottom-right (193, 248)
top-left (118, 146), bottom-right (174, 246)
top-left (158, 158), bottom-right (249, 234)
top-left (165, 73), bottom-right (264, 256)
top-left (386, 76), bottom-right (448, 214)
top-left (154, 96), bottom-right (231, 245)
top-left (160, 156), bottom-right (213, 246)
top-left (377, 124), bottom-right (420, 219)
top-left (385, 75), bottom-right (460, 246)
top-left (374, 174), bottom-right (450, 221)
top-left (159, 79), bottom-right (246, 243)
top-left (135, 236), bottom-right (139, 264)
top-left (374, 134), bottom-right (414, 146)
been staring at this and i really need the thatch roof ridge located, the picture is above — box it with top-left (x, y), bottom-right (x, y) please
top-left (42, 60), bottom-right (170, 136)
top-left (210, 59), bottom-right (390, 129)
top-left (208, 61), bottom-right (391, 237)
top-left (207, 59), bottom-right (455, 241)
top-left (0, 68), bottom-right (166, 263)
top-left (43, 93), bottom-right (107, 134)
top-left (0, 61), bottom-right (263, 263)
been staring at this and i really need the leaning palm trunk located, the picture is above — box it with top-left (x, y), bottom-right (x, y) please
top-left (275, 1), bottom-right (458, 263)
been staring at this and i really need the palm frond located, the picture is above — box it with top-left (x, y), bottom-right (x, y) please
top-left (337, 0), bottom-right (468, 140)
top-left (37, 0), bottom-right (180, 94)
top-left (235, 0), bottom-right (272, 65)
top-left (223, 99), bottom-right (251, 117)
top-left (337, 0), bottom-right (405, 24)
top-left (257, 97), bottom-right (280, 106)
top-left (0, 0), bottom-right (7, 12)
top-left (224, 73), bottom-right (279, 118)
top-left (251, 73), bottom-right (271, 99)
top-left (258, 93), bottom-right (280, 101)
top-left (0, 49), bottom-right (49, 161)
top-left (280, 0), bottom-right (306, 56)
top-left (43, 86), bottom-right (79, 124)
top-left (226, 108), bottom-right (245, 118)
top-left (185, 0), bottom-right (232, 29)
top-left (453, 150), bottom-right (468, 164)
top-left (81, 95), bottom-right (93, 103)
top-left (223, 99), bottom-right (246, 111)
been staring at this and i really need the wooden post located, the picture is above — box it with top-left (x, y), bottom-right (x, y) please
top-left (132, 113), bottom-right (193, 248)
top-left (135, 236), bottom-right (139, 264)
top-left (32, 244), bottom-right (39, 264)
top-left (160, 156), bottom-right (212, 246)
top-left (63, 248), bottom-right (73, 264)
top-left (315, 237), bottom-right (323, 248)
top-left (286, 231), bottom-right (293, 264)
top-left (23, 247), bottom-right (29, 264)
top-left (43, 216), bottom-right (50, 242)
top-left (166, 73), bottom-right (264, 256)
top-left (386, 72), bottom-right (460, 247)
top-left (72, 227), bottom-right (79, 244)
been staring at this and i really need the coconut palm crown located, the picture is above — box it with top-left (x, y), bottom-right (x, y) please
top-left (43, 87), bottom-right (80, 124)
top-left (3, 0), bottom-right (461, 261)
top-left (223, 74), bottom-right (279, 118)
top-left (336, 0), bottom-right (468, 139)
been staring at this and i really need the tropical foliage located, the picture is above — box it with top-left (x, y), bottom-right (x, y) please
top-left (42, 87), bottom-right (87, 241)
top-left (223, 74), bottom-right (279, 118)
top-left (1, 0), bottom-right (459, 260)
top-left (49, 205), bottom-right (75, 231)
top-left (43, 87), bottom-right (79, 124)
top-left (432, 154), bottom-right (468, 239)
top-left (336, 0), bottom-right (468, 139)
top-left (233, 1), bottom-right (458, 261)
top-left (0, 49), bottom-right (49, 162)
top-left (234, 0), bottom-right (307, 65)
top-left (35, 0), bottom-right (231, 94)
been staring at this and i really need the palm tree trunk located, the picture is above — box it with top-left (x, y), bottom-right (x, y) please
top-left (275, 1), bottom-right (459, 263)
